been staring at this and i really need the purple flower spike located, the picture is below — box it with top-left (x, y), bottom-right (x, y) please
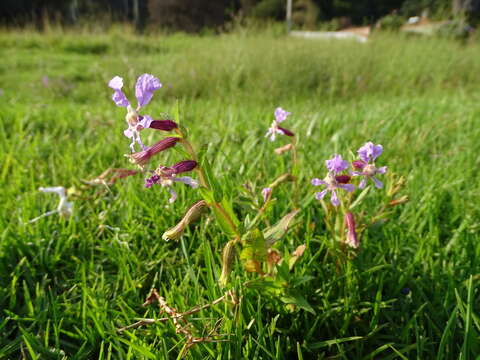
top-left (357, 142), bottom-right (383, 163)
top-left (108, 74), bottom-right (163, 152)
top-left (145, 161), bottom-right (199, 203)
top-left (265, 107), bottom-right (294, 141)
top-left (129, 137), bottom-right (179, 166)
top-left (326, 154), bottom-right (349, 173)
top-left (135, 74), bottom-right (162, 108)
top-left (352, 142), bottom-right (387, 189)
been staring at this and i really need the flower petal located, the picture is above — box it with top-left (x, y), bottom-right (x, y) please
top-left (315, 190), bottom-right (328, 200)
top-left (339, 183), bottom-right (355, 192)
top-left (377, 166), bottom-right (387, 174)
top-left (174, 176), bottom-right (199, 188)
top-left (274, 107), bottom-right (290, 123)
top-left (372, 176), bottom-right (383, 188)
top-left (311, 178), bottom-right (326, 186)
top-left (326, 154), bottom-right (349, 173)
top-left (135, 73), bottom-right (162, 108)
top-left (138, 115), bottom-right (153, 129)
top-left (108, 76), bottom-right (124, 90)
top-left (330, 190), bottom-right (340, 206)
top-left (112, 90), bottom-right (130, 107)
top-left (168, 188), bottom-right (178, 203)
top-left (124, 128), bottom-right (134, 138)
top-left (359, 178), bottom-right (367, 189)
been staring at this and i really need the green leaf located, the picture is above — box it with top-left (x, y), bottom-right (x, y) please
top-left (280, 293), bottom-right (316, 314)
top-left (263, 209), bottom-right (300, 246)
top-left (240, 229), bottom-right (267, 273)
top-left (211, 205), bottom-right (238, 238)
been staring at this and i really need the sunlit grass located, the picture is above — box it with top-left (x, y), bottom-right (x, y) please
top-left (0, 27), bottom-right (479, 358)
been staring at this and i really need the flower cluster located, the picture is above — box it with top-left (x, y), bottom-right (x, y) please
top-left (109, 74), bottom-right (197, 203)
top-left (311, 143), bottom-right (387, 207)
top-left (265, 107), bottom-right (294, 141)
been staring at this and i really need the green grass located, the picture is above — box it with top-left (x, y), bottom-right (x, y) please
top-left (0, 26), bottom-right (479, 358)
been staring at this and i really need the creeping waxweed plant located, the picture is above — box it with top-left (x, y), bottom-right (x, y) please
top-left (106, 73), bottom-right (407, 351)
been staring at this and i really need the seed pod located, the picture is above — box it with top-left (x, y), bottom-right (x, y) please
top-left (162, 200), bottom-right (208, 241)
top-left (219, 240), bottom-right (237, 286)
top-left (335, 175), bottom-right (351, 184)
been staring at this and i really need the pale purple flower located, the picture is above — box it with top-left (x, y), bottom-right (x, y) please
top-left (357, 142), bottom-right (383, 163)
top-left (312, 154), bottom-right (355, 207)
top-left (265, 107), bottom-right (294, 141)
top-left (261, 187), bottom-right (272, 204)
top-left (145, 160), bottom-right (199, 203)
top-left (108, 74), bottom-right (162, 152)
top-left (352, 142), bottom-right (387, 189)
top-left (326, 154), bottom-right (349, 173)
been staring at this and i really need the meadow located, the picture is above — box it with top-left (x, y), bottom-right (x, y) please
top-left (0, 26), bottom-right (479, 359)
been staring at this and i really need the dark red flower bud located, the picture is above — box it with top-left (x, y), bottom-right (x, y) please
top-left (352, 160), bottom-right (367, 170)
top-left (150, 120), bottom-right (178, 131)
top-left (129, 137), bottom-right (179, 166)
top-left (172, 160), bottom-right (197, 174)
top-left (335, 175), bottom-right (351, 184)
top-left (278, 126), bottom-right (295, 137)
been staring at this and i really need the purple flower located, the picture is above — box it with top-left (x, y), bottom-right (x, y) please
top-left (128, 137), bottom-right (179, 166)
top-left (265, 107), bottom-right (294, 141)
top-left (312, 154), bottom-right (355, 207)
top-left (351, 142), bottom-right (387, 189)
top-left (144, 160), bottom-right (199, 203)
top-left (261, 187), bottom-right (272, 204)
top-left (108, 74), bottom-right (162, 152)
top-left (326, 154), bottom-right (349, 173)
top-left (357, 142), bottom-right (383, 163)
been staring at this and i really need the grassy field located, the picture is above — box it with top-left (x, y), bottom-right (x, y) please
top-left (0, 26), bottom-right (479, 359)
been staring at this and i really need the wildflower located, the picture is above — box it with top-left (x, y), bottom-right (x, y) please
top-left (265, 107), bottom-right (294, 141)
top-left (108, 74), bottom-right (162, 152)
top-left (312, 154), bottom-right (354, 207)
top-left (29, 186), bottom-right (73, 223)
top-left (344, 212), bottom-right (359, 248)
top-left (261, 187), bottom-right (272, 204)
top-left (351, 142), bottom-right (387, 189)
top-left (128, 137), bottom-right (179, 167)
top-left (145, 160), bottom-right (199, 203)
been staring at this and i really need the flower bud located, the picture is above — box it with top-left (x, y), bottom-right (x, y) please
top-left (335, 175), bottom-right (351, 184)
top-left (344, 212), bottom-right (359, 249)
top-left (172, 160), bottom-right (197, 174)
top-left (128, 137), bottom-right (179, 166)
top-left (274, 143), bottom-right (293, 155)
top-left (149, 119), bottom-right (178, 131)
top-left (219, 240), bottom-right (237, 286)
top-left (278, 126), bottom-right (295, 137)
top-left (352, 160), bottom-right (366, 170)
top-left (389, 195), bottom-right (409, 206)
top-left (162, 200), bottom-right (208, 241)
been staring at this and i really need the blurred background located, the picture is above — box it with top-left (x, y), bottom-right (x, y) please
top-left (1, 0), bottom-right (479, 36)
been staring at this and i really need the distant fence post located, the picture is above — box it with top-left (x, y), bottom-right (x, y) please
top-left (286, 0), bottom-right (292, 32)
